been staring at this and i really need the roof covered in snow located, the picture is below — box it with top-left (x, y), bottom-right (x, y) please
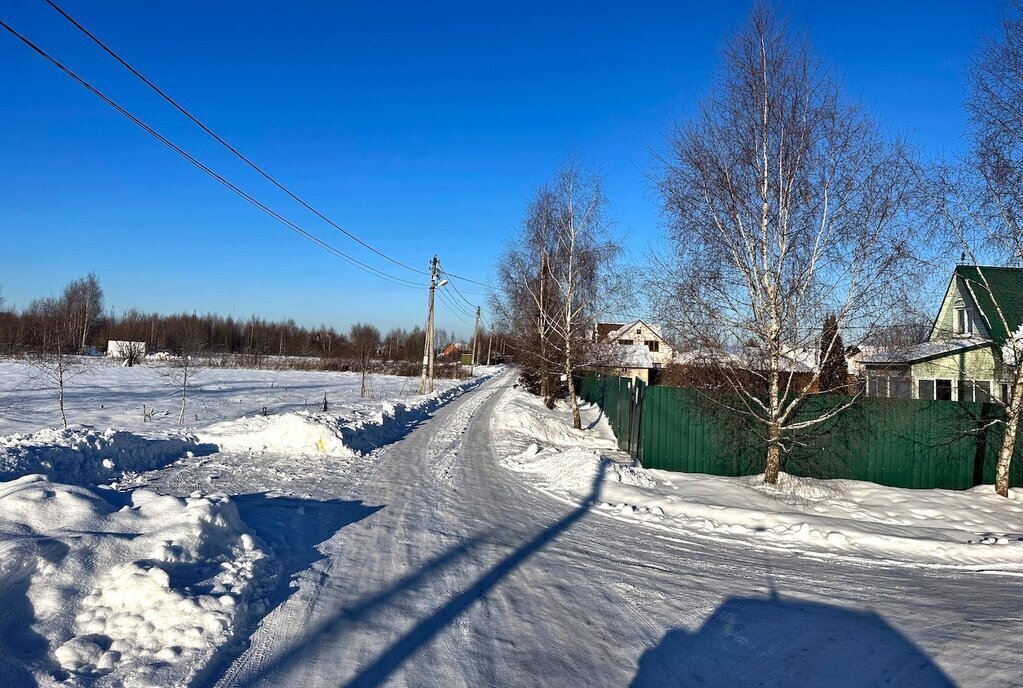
top-left (672, 347), bottom-right (815, 373)
top-left (606, 344), bottom-right (654, 369)
top-left (600, 320), bottom-right (665, 342)
top-left (857, 338), bottom-right (992, 365)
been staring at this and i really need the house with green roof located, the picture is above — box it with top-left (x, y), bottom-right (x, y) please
top-left (859, 265), bottom-right (1023, 402)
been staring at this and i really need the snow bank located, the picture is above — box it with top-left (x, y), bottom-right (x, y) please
top-left (496, 387), bottom-right (1023, 568)
top-left (0, 474), bottom-right (271, 685)
top-left (0, 427), bottom-right (212, 485)
top-left (198, 372), bottom-right (495, 457)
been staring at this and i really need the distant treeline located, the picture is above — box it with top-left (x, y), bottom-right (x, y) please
top-left (0, 273), bottom-right (465, 361)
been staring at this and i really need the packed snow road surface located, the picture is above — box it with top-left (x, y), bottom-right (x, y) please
top-left (131, 370), bottom-right (1020, 688)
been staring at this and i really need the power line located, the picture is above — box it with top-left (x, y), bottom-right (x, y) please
top-left (437, 287), bottom-right (474, 318)
top-left (0, 17), bottom-right (427, 290)
top-left (436, 288), bottom-right (476, 326)
top-left (437, 265), bottom-right (491, 288)
top-left (44, 0), bottom-right (428, 277)
top-left (437, 264), bottom-right (493, 331)
top-left (439, 264), bottom-right (488, 306)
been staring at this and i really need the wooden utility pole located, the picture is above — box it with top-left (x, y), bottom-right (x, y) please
top-left (487, 334), bottom-right (492, 365)
top-left (419, 256), bottom-right (440, 394)
top-left (470, 306), bottom-right (481, 375)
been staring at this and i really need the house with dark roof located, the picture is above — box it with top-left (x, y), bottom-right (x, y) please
top-left (859, 265), bottom-right (1023, 402)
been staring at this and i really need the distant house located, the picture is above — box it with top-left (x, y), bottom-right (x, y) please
top-left (593, 320), bottom-right (675, 384)
top-left (440, 343), bottom-right (462, 361)
top-left (859, 265), bottom-right (1023, 402)
top-left (106, 340), bottom-right (146, 359)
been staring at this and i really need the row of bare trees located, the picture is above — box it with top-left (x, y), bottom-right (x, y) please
top-left (0, 278), bottom-right (465, 365)
top-left (493, 3), bottom-right (1023, 497)
top-left (493, 159), bottom-right (630, 429)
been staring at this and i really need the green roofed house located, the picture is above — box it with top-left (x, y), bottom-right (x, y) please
top-left (858, 265), bottom-right (1023, 403)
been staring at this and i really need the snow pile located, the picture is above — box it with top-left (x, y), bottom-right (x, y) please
top-left (0, 474), bottom-right (271, 685)
top-left (198, 411), bottom-right (356, 457)
top-left (198, 372), bottom-right (495, 457)
top-left (496, 387), bottom-right (1023, 568)
top-left (0, 427), bottom-right (211, 485)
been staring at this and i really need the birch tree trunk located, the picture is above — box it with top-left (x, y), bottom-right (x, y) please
top-left (996, 364), bottom-right (1023, 496)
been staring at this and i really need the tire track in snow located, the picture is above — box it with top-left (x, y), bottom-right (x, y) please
top-left (426, 383), bottom-right (502, 483)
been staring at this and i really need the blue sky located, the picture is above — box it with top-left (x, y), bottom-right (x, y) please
top-left (0, 1), bottom-right (1004, 337)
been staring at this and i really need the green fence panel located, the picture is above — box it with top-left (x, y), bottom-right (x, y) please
top-left (579, 374), bottom-right (1023, 491)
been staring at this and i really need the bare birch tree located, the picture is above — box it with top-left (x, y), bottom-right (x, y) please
top-left (495, 160), bottom-right (628, 421)
top-left (493, 185), bottom-right (564, 407)
top-left (350, 323), bottom-right (381, 398)
top-left (932, 2), bottom-right (1023, 496)
top-left (546, 160), bottom-right (623, 429)
top-left (163, 326), bottom-right (205, 425)
top-left (28, 299), bottom-right (89, 428)
top-left (653, 4), bottom-right (918, 484)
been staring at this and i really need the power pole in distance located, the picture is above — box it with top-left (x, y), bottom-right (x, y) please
top-left (470, 305), bottom-right (481, 375)
top-left (419, 255), bottom-right (441, 394)
top-left (487, 334), bottom-right (492, 365)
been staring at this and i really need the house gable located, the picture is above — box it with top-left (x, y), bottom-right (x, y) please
top-left (931, 266), bottom-right (1023, 344)
top-left (929, 272), bottom-right (991, 342)
top-left (597, 319), bottom-right (675, 367)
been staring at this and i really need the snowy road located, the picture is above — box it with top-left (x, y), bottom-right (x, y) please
top-left (137, 371), bottom-right (1021, 687)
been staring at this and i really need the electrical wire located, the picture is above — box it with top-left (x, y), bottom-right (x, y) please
top-left (44, 0), bottom-right (428, 277)
top-left (436, 290), bottom-right (475, 328)
top-left (438, 268), bottom-right (491, 288)
top-left (439, 264), bottom-right (490, 313)
top-left (0, 18), bottom-right (428, 290)
top-left (436, 286), bottom-right (476, 320)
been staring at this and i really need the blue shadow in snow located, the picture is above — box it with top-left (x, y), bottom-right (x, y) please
top-left (200, 493), bottom-right (383, 685)
top-left (631, 595), bottom-right (956, 688)
top-left (231, 493), bottom-right (384, 613)
top-left (342, 465), bottom-right (606, 688)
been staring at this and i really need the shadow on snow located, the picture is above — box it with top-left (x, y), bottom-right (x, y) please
top-left (630, 593), bottom-right (956, 688)
top-left (231, 452), bottom-right (604, 688)
top-left (340, 466), bottom-right (606, 688)
top-left (200, 493), bottom-right (383, 686)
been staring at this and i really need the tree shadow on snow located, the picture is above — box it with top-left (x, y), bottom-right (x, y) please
top-left (338, 467), bottom-right (606, 688)
top-left (630, 594), bottom-right (956, 688)
top-left (200, 493), bottom-right (383, 683)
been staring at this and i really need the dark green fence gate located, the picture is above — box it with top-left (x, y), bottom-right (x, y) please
top-left (578, 373), bottom-right (1023, 490)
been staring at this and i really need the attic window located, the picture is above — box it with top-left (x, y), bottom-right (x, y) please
top-left (636, 328), bottom-right (642, 335)
top-left (645, 340), bottom-right (660, 352)
top-left (955, 307), bottom-right (970, 335)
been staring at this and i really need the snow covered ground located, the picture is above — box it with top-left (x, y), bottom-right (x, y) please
top-left (496, 386), bottom-right (1023, 569)
top-left (1, 364), bottom-right (1021, 686)
top-left (0, 358), bottom-right (498, 686)
top-left (0, 357), bottom-right (484, 436)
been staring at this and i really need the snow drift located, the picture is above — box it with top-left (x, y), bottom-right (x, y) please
top-left (0, 474), bottom-right (271, 686)
top-left (496, 387), bottom-right (1023, 568)
top-left (198, 372), bottom-right (494, 457)
top-left (0, 427), bottom-right (213, 486)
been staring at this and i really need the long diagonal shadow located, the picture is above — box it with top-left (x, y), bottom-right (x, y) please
top-left (344, 466), bottom-right (607, 688)
top-left (235, 529), bottom-right (494, 685)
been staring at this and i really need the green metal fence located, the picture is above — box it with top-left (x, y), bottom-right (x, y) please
top-left (578, 373), bottom-right (1023, 490)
